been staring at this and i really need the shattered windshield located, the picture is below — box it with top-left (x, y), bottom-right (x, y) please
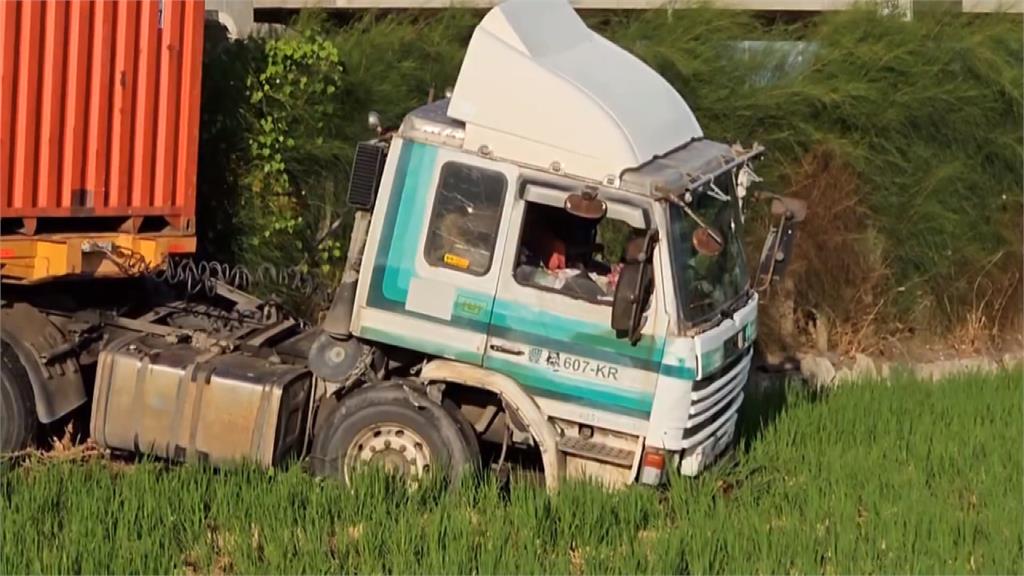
top-left (668, 172), bottom-right (749, 325)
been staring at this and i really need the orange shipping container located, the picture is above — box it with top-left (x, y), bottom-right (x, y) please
top-left (0, 0), bottom-right (204, 236)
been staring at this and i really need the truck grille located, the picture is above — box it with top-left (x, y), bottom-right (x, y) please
top-left (692, 348), bottom-right (746, 394)
top-left (682, 349), bottom-right (752, 450)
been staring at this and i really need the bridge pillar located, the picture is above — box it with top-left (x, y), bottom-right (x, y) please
top-left (206, 0), bottom-right (255, 39)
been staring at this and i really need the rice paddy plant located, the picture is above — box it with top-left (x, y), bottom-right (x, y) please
top-left (2, 369), bottom-right (1020, 574)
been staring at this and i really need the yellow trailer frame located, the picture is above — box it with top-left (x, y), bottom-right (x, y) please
top-left (0, 233), bottom-right (196, 283)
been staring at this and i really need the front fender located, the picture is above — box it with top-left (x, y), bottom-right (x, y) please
top-left (420, 359), bottom-right (564, 491)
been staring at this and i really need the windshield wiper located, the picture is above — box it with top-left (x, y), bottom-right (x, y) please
top-left (717, 290), bottom-right (751, 321)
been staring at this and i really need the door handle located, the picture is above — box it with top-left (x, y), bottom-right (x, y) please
top-left (489, 344), bottom-right (524, 356)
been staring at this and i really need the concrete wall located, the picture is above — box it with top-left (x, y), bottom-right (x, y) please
top-left (249, 0), bottom-right (1020, 13)
top-left (208, 0), bottom-right (1021, 39)
top-left (206, 0), bottom-right (256, 38)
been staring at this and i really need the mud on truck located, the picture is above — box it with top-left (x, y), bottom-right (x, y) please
top-left (0, 0), bottom-right (803, 489)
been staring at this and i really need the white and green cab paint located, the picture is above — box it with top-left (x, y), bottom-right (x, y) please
top-left (345, 0), bottom-right (773, 486)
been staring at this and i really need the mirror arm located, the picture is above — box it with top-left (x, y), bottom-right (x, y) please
top-left (754, 213), bottom-right (784, 292)
top-left (755, 212), bottom-right (799, 294)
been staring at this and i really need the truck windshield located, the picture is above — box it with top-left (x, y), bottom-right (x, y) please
top-left (668, 173), bottom-right (749, 325)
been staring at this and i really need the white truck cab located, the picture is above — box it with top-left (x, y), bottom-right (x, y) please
top-left (314, 0), bottom-right (803, 487)
top-left (2, 0), bottom-right (801, 489)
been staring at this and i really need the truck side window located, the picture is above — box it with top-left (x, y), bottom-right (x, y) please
top-left (424, 162), bottom-right (507, 276)
top-left (514, 201), bottom-right (648, 305)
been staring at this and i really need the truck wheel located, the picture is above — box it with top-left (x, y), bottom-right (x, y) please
top-left (310, 383), bottom-right (475, 486)
top-left (442, 398), bottom-right (481, 471)
top-left (1, 343), bottom-right (38, 453)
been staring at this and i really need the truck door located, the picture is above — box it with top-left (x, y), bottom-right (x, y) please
top-left (356, 141), bottom-right (516, 365)
top-left (483, 186), bottom-right (668, 435)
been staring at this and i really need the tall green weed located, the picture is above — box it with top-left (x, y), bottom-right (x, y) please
top-left (197, 9), bottom-right (1022, 342)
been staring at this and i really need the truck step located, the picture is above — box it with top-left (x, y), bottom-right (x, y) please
top-left (557, 436), bottom-right (635, 468)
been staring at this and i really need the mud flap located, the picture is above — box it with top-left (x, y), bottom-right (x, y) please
top-left (0, 304), bottom-right (86, 424)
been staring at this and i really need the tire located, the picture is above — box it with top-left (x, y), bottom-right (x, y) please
top-left (1, 342), bottom-right (37, 453)
top-left (442, 398), bottom-right (481, 472)
top-left (310, 382), bottom-right (474, 486)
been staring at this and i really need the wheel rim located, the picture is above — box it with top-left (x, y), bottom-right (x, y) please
top-left (343, 423), bottom-right (432, 484)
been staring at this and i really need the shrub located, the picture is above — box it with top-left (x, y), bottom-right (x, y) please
top-left (196, 8), bottom-right (1022, 347)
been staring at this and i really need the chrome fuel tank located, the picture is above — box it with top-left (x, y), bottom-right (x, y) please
top-left (92, 334), bottom-right (311, 467)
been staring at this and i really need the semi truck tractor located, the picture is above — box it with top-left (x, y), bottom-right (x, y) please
top-left (0, 0), bottom-right (803, 488)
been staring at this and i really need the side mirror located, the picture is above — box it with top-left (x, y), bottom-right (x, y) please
top-left (755, 195), bottom-right (806, 292)
top-left (769, 196), bottom-right (807, 221)
top-left (692, 226), bottom-right (723, 257)
top-left (367, 111), bottom-right (382, 134)
top-left (612, 230), bottom-right (658, 345)
top-left (564, 190), bottom-right (607, 220)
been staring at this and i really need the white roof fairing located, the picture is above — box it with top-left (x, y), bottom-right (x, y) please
top-left (447, 0), bottom-right (703, 183)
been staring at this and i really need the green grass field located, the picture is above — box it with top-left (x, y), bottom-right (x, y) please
top-left (2, 369), bottom-right (1020, 574)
